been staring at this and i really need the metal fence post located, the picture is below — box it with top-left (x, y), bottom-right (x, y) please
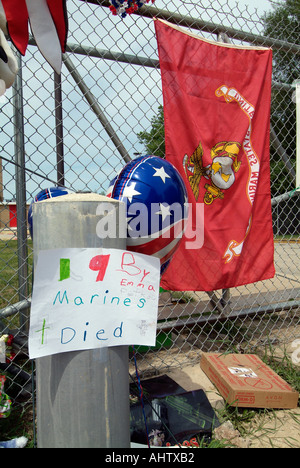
top-left (54, 71), bottom-right (65, 186)
top-left (13, 52), bottom-right (29, 333)
top-left (32, 193), bottom-right (130, 448)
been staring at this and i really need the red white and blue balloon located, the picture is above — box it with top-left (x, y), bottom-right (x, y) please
top-left (28, 186), bottom-right (73, 239)
top-left (107, 155), bottom-right (188, 273)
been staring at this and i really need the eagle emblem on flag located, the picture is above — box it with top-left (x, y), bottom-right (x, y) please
top-left (183, 140), bottom-right (242, 205)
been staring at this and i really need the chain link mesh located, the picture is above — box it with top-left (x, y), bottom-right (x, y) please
top-left (0, 0), bottom-right (299, 399)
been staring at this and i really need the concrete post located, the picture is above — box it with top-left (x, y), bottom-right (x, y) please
top-left (32, 193), bottom-right (130, 448)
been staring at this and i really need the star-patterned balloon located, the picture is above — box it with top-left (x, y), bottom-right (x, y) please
top-left (107, 155), bottom-right (189, 273)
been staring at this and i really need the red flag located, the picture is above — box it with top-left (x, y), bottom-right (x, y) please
top-left (1, 0), bottom-right (68, 65)
top-left (1, 0), bottom-right (29, 55)
top-left (155, 19), bottom-right (275, 291)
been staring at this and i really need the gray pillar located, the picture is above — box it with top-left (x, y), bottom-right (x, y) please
top-left (32, 193), bottom-right (130, 448)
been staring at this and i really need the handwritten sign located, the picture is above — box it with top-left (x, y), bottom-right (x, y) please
top-left (29, 248), bottom-right (160, 359)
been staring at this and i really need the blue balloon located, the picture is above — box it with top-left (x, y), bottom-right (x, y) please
top-left (28, 186), bottom-right (73, 239)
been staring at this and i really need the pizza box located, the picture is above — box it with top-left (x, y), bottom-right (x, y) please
top-left (200, 353), bottom-right (299, 409)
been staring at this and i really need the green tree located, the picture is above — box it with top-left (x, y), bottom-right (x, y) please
top-left (263, 0), bottom-right (299, 196)
top-left (264, 0), bottom-right (299, 84)
top-left (137, 104), bottom-right (165, 158)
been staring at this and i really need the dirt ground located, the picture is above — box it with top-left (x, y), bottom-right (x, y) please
top-left (133, 335), bottom-right (300, 449)
top-left (241, 407), bottom-right (300, 448)
top-left (243, 339), bottom-right (300, 449)
top-left (166, 362), bottom-right (300, 448)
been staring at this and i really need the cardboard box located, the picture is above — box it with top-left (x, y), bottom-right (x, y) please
top-left (200, 353), bottom-right (299, 409)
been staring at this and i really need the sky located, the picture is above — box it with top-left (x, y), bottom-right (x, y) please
top-left (215, 0), bottom-right (273, 13)
top-left (233, 0), bottom-right (273, 14)
top-left (1, 0), bottom-right (276, 202)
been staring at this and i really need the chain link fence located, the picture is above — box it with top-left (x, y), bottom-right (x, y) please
top-left (0, 0), bottom-right (299, 400)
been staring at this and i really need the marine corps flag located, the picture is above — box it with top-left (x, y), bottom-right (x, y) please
top-left (155, 19), bottom-right (275, 291)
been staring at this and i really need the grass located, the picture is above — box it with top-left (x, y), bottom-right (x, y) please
top-left (0, 239), bottom-right (33, 311)
top-left (274, 235), bottom-right (300, 242)
top-left (261, 344), bottom-right (300, 396)
top-left (0, 240), bottom-right (20, 309)
top-left (0, 403), bottom-right (35, 448)
top-left (0, 239), bottom-right (34, 447)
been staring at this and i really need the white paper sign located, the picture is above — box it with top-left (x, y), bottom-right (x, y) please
top-left (29, 248), bottom-right (160, 359)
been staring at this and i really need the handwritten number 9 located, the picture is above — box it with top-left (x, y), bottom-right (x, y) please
top-left (89, 255), bottom-right (110, 282)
